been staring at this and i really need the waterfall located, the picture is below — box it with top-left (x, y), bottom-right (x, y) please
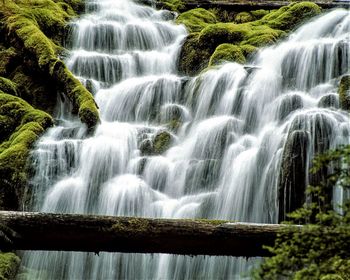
top-left (19, 0), bottom-right (350, 278)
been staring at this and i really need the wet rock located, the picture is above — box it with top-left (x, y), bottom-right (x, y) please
top-left (278, 94), bottom-right (303, 121)
top-left (339, 75), bottom-right (350, 111)
top-left (278, 130), bottom-right (310, 222)
top-left (139, 131), bottom-right (172, 156)
top-left (318, 94), bottom-right (339, 108)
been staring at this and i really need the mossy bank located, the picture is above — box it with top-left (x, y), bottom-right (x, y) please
top-left (168, 2), bottom-right (322, 75)
top-left (0, 0), bottom-right (101, 213)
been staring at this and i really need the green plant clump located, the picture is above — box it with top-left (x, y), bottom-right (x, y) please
top-left (234, 11), bottom-right (254, 24)
top-left (255, 145), bottom-right (350, 279)
top-left (0, 253), bottom-right (20, 280)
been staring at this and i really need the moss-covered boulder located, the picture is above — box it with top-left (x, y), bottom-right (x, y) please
top-left (198, 23), bottom-right (249, 52)
top-left (0, 77), bottom-right (17, 96)
top-left (261, 2), bottom-right (321, 31)
top-left (140, 131), bottom-right (172, 156)
top-left (0, 47), bottom-right (17, 77)
top-left (178, 33), bottom-right (212, 76)
top-left (234, 11), bottom-right (254, 24)
top-left (339, 75), bottom-right (350, 111)
top-left (0, 252), bottom-right (20, 280)
top-left (209, 44), bottom-right (245, 66)
top-left (176, 8), bottom-right (217, 33)
top-left (157, 0), bottom-right (185, 13)
top-left (178, 2), bottom-right (322, 75)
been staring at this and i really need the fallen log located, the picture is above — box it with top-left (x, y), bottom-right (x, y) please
top-left (0, 211), bottom-right (292, 257)
top-left (153, 0), bottom-right (349, 11)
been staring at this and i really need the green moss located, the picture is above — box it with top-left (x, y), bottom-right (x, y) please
top-left (153, 131), bottom-right (172, 154)
top-left (194, 219), bottom-right (230, 225)
top-left (241, 25), bottom-right (284, 47)
top-left (178, 2), bottom-right (321, 75)
top-left (0, 92), bottom-right (53, 210)
top-left (209, 43), bottom-right (245, 66)
top-left (0, 77), bottom-right (17, 96)
top-left (261, 2), bottom-right (322, 31)
top-left (1, 0), bottom-right (99, 128)
top-left (178, 32), bottom-right (212, 76)
top-left (208, 8), bottom-right (235, 23)
top-left (339, 75), bottom-right (350, 111)
top-left (198, 23), bottom-right (249, 52)
top-left (0, 253), bottom-right (20, 280)
top-left (176, 8), bottom-right (217, 33)
top-left (158, 0), bottom-right (185, 12)
top-left (234, 12), bottom-right (254, 24)
top-left (52, 60), bottom-right (100, 129)
top-left (251, 9), bottom-right (269, 20)
top-left (0, 48), bottom-right (17, 77)
top-left (111, 218), bottom-right (150, 236)
top-left (240, 44), bottom-right (257, 58)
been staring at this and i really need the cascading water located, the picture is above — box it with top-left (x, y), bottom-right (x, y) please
top-left (19, 0), bottom-right (350, 278)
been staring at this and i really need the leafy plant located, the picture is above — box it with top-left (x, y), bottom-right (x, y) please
top-left (255, 145), bottom-right (350, 279)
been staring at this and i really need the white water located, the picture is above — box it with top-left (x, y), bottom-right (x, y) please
top-left (20, 1), bottom-right (350, 279)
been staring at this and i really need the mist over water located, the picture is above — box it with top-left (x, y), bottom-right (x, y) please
top-left (20, 0), bottom-right (350, 279)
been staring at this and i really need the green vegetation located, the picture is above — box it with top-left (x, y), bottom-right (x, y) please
top-left (176, 8), bottom-right (217, 33)
top-left (0, 253), bottom-right (20, 280)
top-left (178, 2), bottom-right (321, 75)
top-left (0, 0), bottom-right (99, 213)
top-left (255, 146), bottom-right (350, 279)
top-left (0, 92), bottom-right (53, 210)
top-left (209, 44), bottom-right (245, 66)
top-left (158, 0), bottom-right (185, 13)
top-left (0, 0), bottom-right (99, 128)
top-left (234, 11), bottom-right (254, 24)
top-left (339, 75), bottom-right (350, 111)
top-left (153, 131), bottom-right (172, 154)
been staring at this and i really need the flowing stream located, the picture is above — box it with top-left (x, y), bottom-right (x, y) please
top-left (20, 0), bottom-right (350, 279)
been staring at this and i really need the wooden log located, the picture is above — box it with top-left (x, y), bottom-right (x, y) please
top-left (153, 0), bottom-right (349, 11)
top-left (0, 211), bottom-right (292, 257)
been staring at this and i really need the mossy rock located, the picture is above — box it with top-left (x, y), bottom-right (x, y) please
top-left (209, 44), bottom-right (245, 66)
top-left (198, 23), bottom-right (249, 52)
top-left (251, 9), bottom-right (269, 20)
top-left (0, 48), bottom-right (18, 77)
top-left (0, 77), bottom-right (17, 96)
top-left (158, 0), bottom-right (185, 12)
top-left (153, 131), bottom-right (172, 154)
top-left (1, 0), bottom-right (99, 129)
top-left (278, 129), bottom-right (310, 221)
top-left (176, 8), bottom-right (217, 33)
top-left (339, 75), bottom-right (350, 111)
top-left (140, 131), bottom-right (172, 156)
top-left (0, 253), bottom-right (20, 280)
top-left (240, 44), bottom-right (257, 58)
top-left (178, 33), bottom-right (211, 76)
top-left (234, 12), bottom-right (254, 24)
top-left (261, 2), bottom-right (322, 31)
top-left (0, 92), bottom-right (53, 210)
top-left (177, 2), bottom-right (321, 76)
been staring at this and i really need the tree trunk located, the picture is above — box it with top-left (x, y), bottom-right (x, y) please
top-left (0, 211), bottom-right (292, 257)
